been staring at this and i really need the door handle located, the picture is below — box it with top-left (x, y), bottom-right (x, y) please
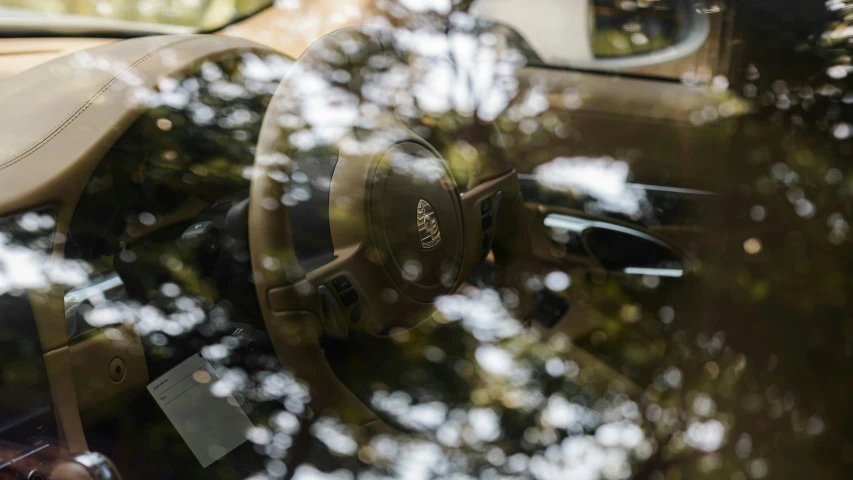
top-left (542, 212), bottom-right (685, 277)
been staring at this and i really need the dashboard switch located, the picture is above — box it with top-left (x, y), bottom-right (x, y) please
top-left (340, 290), bottom-right (359, 306)
top-left (349, 306), bottom-right (362, 324)
top-left (331, 275), bottom-right (352, 292)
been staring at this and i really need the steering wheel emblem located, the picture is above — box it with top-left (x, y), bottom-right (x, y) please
top-left (417, 198), bottom-right (442, 250)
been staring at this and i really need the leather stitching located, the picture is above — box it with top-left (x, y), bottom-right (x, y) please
top-left (0, 36), bottom-right (202, 171)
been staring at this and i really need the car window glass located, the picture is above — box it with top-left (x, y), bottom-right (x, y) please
top-left (2, 1), bottom-right (853, 479)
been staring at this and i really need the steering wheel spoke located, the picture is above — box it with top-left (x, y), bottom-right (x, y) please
top-left (264, 245), bottom-right (376, 337)
top-left (263, 310), bottom-right (381, 425)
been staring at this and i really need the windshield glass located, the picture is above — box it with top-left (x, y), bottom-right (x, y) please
top-left (3, 1), bottom-right (853, 480)
top-left (0, 0), bottom-right (273, 31)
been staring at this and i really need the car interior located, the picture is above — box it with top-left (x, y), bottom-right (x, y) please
top-left (1, 0), bottom-right (849, 479)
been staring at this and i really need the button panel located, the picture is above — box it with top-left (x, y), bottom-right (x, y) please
top-left (325, 275), bottom-right (363, 326)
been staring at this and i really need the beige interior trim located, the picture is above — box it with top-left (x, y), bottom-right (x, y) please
top-left (0, 38), bottom-right (116, 78)
top-left (70, 325), bottom-right (149, 422)
top-left (518, 65), bottom-right (749, 124)
top-left (0, 34), bottom-right (272, 212)
top-left (44, 347), bottom-right (88, 453)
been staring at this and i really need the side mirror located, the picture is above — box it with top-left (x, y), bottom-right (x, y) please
top-left (544, 213), bottom-right (685, 277)
top-left (470, 0), bottom-right (710, 71)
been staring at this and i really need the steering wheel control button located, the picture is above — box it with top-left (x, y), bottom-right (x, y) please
top-left (331, 275), bottom-right (352, 292)
top-left (180, 221), bottom-right (219, 254)
top-left (482, 214), bottom-right (492, 231)
top-left (480, 197), bottom-right (492, 214)
top-left (340, 289), bottom-right (359, 307)
top-left (108, 357), bottom-right (125, 383)
top-left (369, 142), bottom-right (464, 303)
top-left (317, 286), bottom-right (347, 339)
top-left (349, 306), bottom-right (362, 324)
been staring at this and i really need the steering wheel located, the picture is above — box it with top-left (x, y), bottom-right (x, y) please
top-left (248, 26), bottom-right (530, 427)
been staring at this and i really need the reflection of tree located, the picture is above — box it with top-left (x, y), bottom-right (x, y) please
top-left (3, 1), bottom-right (853, 479)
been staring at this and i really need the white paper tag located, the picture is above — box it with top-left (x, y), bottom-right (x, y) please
top-left (147, 353), bottom-right (253, 467)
